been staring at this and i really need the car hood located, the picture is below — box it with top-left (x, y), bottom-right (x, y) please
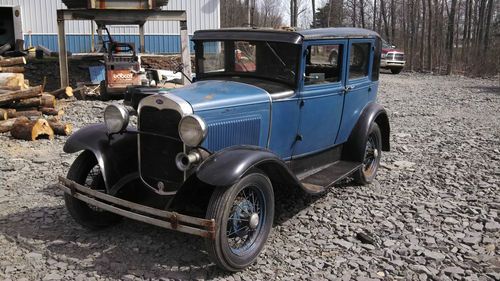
top-left (382, 48), bottom-right (404, 54)
top-left (164, 80), bottom-right (271, 112)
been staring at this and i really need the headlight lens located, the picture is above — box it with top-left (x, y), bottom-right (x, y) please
top-left (178, 115), bottom-right (207, 147)
top-left (381, 53), bottom-right (387, 58)
top-left (104, 104), bottom-right (129, 134)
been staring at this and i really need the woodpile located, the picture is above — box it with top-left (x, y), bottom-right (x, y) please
top-left (0, 56), bottom-right (73, 141)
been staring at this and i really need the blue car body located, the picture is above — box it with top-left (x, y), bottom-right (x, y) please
top-left (64, 27), bottom-right (391, 198)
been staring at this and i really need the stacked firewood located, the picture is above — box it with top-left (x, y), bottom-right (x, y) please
top-left (0, 56), bottom-right (73, 141)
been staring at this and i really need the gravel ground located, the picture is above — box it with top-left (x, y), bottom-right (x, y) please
top-left (0, 73), bottom-right (499, 281)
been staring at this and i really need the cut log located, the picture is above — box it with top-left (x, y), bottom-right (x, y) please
top-left (0, 86), bottom-right (42, 106)
top-left (48, 121), bottom-right (72, 136)
top-left (49, 87), bottom-right (73, 99)
top-left (0, 85), bottom-right (22, 91)
top-left (0, 117), bottom-right (21, 133)
top-left (11, 117), bottom-right (54, 141)
top-left (0, 108), bottom-right (7, 120)
top-left (0, 66), bottom-right (25, 73)
top-left (40, 107), bottom-right (64, 116)
top-left (5, 108), bottom-right (16, 118)
top-left (9, 94), bottom-right (56, 109)
top-left (0, 57), bottom-right (26, 67)
top-left (12, 110), bottom-right (42, 118)
top-left (0, 73), bottom-right (25, 88)
top-left (41, 93), bottom-right (56, 108)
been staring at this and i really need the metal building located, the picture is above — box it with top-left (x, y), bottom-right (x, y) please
top-left (0, 0), bottom-right (220, 53)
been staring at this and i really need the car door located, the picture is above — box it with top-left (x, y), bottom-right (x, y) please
top-left (292, 39), bottom-right (348, 159)
top-left (335, 39), bottom-right (377, 144)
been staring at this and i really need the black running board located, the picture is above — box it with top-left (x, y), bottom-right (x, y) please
top-left (299, 161), bottom-right (362, 193)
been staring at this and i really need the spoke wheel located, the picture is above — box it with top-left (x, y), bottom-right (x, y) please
top-left (64, 151), bottom-right (122, 229)
top-left (206, 172), bottom-right (274, 272)
top-left (354, 123), bottom-right (382, 185)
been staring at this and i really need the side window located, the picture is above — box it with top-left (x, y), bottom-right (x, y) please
top-left (305, 44), bottom-right (343, 85)
top-left (349, 43), bottom-right (371, 79)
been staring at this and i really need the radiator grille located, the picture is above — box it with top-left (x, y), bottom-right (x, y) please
top-left (139, 106), bottom-right (183, 191)
top-left (389, 53), bottom-right (405, 61)
top-left (205, 117), bottom-right (261, 152)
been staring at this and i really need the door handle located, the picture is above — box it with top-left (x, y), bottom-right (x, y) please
top-left (344, 85), bottom-right (355, 92)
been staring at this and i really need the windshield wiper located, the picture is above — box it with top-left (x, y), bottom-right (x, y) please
top-left (265, 42), bottom-right (295, 77)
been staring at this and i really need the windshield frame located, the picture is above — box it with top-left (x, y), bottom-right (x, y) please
top-left (193, 39), bottom-right (301, 88)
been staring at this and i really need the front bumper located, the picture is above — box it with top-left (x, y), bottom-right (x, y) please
top-left (57, 176), bottom-right (215, 239)
top-left (381, 59), bottom-right (406, 68)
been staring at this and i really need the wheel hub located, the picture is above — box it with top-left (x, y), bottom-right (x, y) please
top-left (373, 148), bottom-right (379, 158)
top-left (249, 213), bottom-right (259, 229)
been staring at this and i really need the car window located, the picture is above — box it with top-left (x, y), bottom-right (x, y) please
top-left (235, 41), bottom-right (256, 72)
top-left (305, 44), bottom-right (343, 85)
top-left (201, 41), bottom-right (225, 73)
top-left (349, 43), bottom-right (371, 80)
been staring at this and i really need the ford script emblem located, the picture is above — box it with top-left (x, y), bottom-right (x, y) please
top-left (156, 99), bottom-right (164, 105)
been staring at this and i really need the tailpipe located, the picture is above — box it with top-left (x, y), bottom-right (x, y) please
top-left (175, 150), bottom-right (203, 171)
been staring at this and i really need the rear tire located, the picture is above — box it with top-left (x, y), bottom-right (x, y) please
top-left (64, 151), bottom-right (122, 229)
top-left (353, 123), bottom-right (382, 185)
top-left (390, 68), bottom-right (403, 74)
top-left (205, 172), bottom-right (274, 271)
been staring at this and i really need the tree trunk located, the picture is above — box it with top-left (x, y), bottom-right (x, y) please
top-left (360, 0), bottom-right (365, 28)
top-left (373, 0), bottom-right (377, 30)
top-left (40, 107), bottom-right (64, 116)
top-left (426, 0), bottom-right (433, 72)
top-left (0, 86), bottom-right (43, 106)
top-left (352, 0), bottom-right (357, 26)
top-left (10, 117), bottom-right (54, 141)
top-left (483, 0), bottom-right (494, 50)
top-left (446, 0), bottom-right (458, 74)
top-left (11, 110), bottom-right (42, 118)
top-left (380, 0), bottom-right (390, 40)
top-left (420, 0), bottom-right (426, 70)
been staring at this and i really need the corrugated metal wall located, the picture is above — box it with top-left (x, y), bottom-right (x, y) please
top-left (0, 0), bottom-right (220, 52)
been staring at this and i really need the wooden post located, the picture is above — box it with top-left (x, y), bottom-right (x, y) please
top-left (139, 24), bottom-right (146, 53)
top-left (179, 20), bottom-right (191, 85)
top-left (57, 11), bottom-right (69, 88)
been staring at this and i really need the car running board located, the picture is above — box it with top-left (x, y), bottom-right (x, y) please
top-left (300, 161), bottom-right (362, 193)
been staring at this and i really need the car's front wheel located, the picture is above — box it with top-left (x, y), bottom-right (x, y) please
top-left (64, 151), bottom-right (122, 229)
top-left (353, 123), bottom-right (382, 185)
top-left (390, 68), bottom-right (403, 74)
top-left (205, 172), bottom-right (274, 272)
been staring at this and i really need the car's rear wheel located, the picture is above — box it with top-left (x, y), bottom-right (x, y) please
top-left (64, 151), bottom-right (122, 229)
top-left (205, 172), bottom-right (274, 272)
top-left (390, 68), bottom-right (403, 74)
top-left (353, 123), bottom-right (382, 185)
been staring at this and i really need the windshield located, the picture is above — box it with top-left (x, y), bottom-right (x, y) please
top-left (194, 40), bottom-right (300, 86)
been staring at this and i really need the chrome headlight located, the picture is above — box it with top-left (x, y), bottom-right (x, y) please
top-left (178, 115), bottom-right (207, 147)
top-left (104, 104), bottom-right (129, 134)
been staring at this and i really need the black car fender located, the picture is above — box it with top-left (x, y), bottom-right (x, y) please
top-left (63, 124), bottom-right (138, 192)
top-left (342, 102), bottom-right (390, 162)
top-left (196, 145), bottom-right (301, 189)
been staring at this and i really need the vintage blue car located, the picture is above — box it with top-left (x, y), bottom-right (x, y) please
top-left (57, 27), bottom-right (390, 271)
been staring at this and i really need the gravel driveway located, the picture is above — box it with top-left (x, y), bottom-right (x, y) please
top-left (0, 73), bottom-right (499, 281)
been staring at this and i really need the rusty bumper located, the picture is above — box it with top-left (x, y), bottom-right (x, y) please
top-left (56, 176), bottom-right (215, 239)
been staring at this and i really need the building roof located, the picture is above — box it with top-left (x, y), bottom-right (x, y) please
top-left (61, 0), bottom-right (169, 9)
top-left (192, 27), bottom-right (380, 44)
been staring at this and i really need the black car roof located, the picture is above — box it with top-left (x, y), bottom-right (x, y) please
top-left (192, 27), bottom-right (380, 44)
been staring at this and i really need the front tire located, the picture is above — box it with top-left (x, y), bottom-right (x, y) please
top-left (64, 151), bottom-right (122, 229)
top-left (205, 172), bottom-right (274, 272)
top-left (390, 68), bottom-right (403, 74)
top-left (353, 123), bottom-right (382, 185)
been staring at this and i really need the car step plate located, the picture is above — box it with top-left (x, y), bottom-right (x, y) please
top-left (300, 161), bottom-right (362, 192)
